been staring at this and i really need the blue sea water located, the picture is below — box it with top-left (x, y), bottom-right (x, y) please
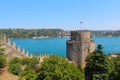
top-left (11, 38), bottom-right (68, 56)
top-left (11, 37), bottom-right (120, 56)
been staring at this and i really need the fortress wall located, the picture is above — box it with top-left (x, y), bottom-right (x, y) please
top-left (67, 30), bottom-right (95, 68)
top-left (38, 54), bottom-right (51, 62)
top-left (30, 54), bottom-right (33, 58)
top-left (7, 38), bottom-right (11, 46)
top-left (11, 42), bottom-right (16, 49)
top-left (71, 30), bottom-right (90, 41)
top-left (0, 34), bottom-right (52, 61)
top-left (66, 41), bottom-right (74, 61)
top-left (25, 51), bottom-right (29, 57)
top-left (67, 40), bottom-right (83, 66)
top-left (90, 40), bottom-right (96, 53)
top-left (21, 48), bottom-right (25, 55)
top-left (0, 34), bottom-right (27, 58)
top-left (17, 46), bottom-right (21, 52)
top-left (80, 42), bottom-right (91, 67)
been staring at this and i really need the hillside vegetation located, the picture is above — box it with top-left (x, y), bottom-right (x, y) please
top-left (0, 29), bottom-right (66, 38)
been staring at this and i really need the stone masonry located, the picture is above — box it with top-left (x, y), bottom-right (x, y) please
top-left (67, 30), bottom-right (95, 68)
top-left (0, 34), bottom-right (50, 62)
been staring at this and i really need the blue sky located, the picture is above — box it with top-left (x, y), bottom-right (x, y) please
top-left (0, 0), bottom-right (120, 30)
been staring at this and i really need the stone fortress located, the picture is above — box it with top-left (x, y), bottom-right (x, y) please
top-left (67, 30), bottom-right (95, 68)
top-left (0, 30), bottom-right (95, 67)
top-left (1, 30), bottom-right (118, 68)
top-left (0, 34), bottom-right (50, 62)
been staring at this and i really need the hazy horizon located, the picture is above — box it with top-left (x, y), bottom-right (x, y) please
top-left (0, 28), bottom-right (120, 31)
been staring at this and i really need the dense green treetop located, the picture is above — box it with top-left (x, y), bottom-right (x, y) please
top-left (85, 44), bottom-right (115, 80)
top-left (8, 57), bottom-right (21, 75)
top-left (0, 55), bottom-right (6, 69)
top-left (36, 55), bottom-right (84, 80)
top-left (8, 57), bottom-right (39, 80)
top-left (0, 29), bottom-right (65, 38)
top-left (111, 55), bottom-right (120, 80)
top-left (0, 39), bottom-right (6, 69)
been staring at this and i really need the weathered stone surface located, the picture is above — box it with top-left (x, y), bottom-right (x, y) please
top-left (0, 34), bottom-right (63, 62)
top-left (67, 30), bottom-right (95, 68)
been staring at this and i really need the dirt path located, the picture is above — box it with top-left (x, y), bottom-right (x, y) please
top-left (0, 67), bottom-right (18, 80)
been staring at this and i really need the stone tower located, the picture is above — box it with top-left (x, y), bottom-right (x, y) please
top-left (67, 30), bottom-right (95, 68)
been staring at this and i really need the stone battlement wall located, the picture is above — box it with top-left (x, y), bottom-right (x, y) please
top-left (0, 34), bottom-right (50, 62)
top-left (71, 30), bottom-right (90, 42)
top-left (71, 30), bottom-right (90, 33)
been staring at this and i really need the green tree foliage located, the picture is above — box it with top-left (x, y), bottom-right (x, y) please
top-left (0, 48), bottom-right (5, 55)
top-left (36, 55), bottom-right (84, 80)
top-left (91, 30), bottom-right (120, 37)
top-left (27, 57), bottom-right (39, 70)
top-left (0, 40), bottom-right (6, 69)
top-left (0, 29), bottom-right (64, 38)
top-left (8, 63), bottom-right (21, 75)
top-left (8, 57), bottom-right (39, 80)
top-left (19, 69), bottom-right (37, 80)
top-left (21, 57), bottom-right (39, 71)
top-left (9, 57), bottom-right (39, 76)
top-left (111, 55), bottom-right (120, 80)
top-left (85, 44), bottom-right (115, 80)
top-left (0, 55), bottom-right (6, 69)
top-left (21, 57), bottom-right (30, 66)
top-left (9, 57), bottom-right (21, 64)
top-left (8, 57), bottom-right (21, 75)
top-left (18, 57), bottom-right (39, 80)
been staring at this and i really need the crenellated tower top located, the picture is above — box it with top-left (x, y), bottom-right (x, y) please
top-left (71, 30), bottom-right (90, 42)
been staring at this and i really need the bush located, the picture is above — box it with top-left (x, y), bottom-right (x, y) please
top-left (36, 55), bottom-right (84, 80)
top-left (8, 57), bottom-right (21, 75)
top-left (19, 69), bottom-right (37, 80)
top-left (8, 63), bottom-right (21, 75)
top-left (0, 55), bottom-right (6, 68)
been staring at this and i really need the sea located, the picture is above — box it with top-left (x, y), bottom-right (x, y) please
top-left (11, 37), bottom-right (120, 56)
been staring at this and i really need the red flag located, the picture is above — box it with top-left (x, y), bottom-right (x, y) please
top-left (80, 21), bottom-right (83, 24)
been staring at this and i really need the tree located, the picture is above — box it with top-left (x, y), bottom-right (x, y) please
top-left (18, 57), bottom-right (39, 80)
top-left (8, 63), bottom-right (21, 75)
top-left (111, 55), bottom-right (120, 80)
top-left (21, 57), bottom-right (39, 71)
top-left (0, 55), bottom-right (6, 69)
top-left (9, 57), bottom-right (39, 79)
top-left (21, 57), bottom-right (30, 66)
top-left (9, 57), bottom-right (21, 64)
top-left (0, 48), bottom-right (5, 55)
top-left (85, 44), bottom-right (115, 80)
top-left (0, 40), bottom-right (6, 69)
top-left (36, 55), bottom-right (84, 80)
top-left (19, 69), bottom-right (37, 80)
top-left (97, 44), bottom-right (103, 53)
top-left (8, 57), bottom-right (21, 75)
top-left (27, 57), bottom-right (39, 70)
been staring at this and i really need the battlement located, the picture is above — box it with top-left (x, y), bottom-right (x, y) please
top-left (71, 30), bottom-right (90, 42)
top-left (71, 30), bottom-right (90, 33)
top-left (0, 33), bottom-right (52, 63)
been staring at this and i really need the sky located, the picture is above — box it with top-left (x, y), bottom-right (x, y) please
top-left (0, 0), bottom-right (120, 30)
